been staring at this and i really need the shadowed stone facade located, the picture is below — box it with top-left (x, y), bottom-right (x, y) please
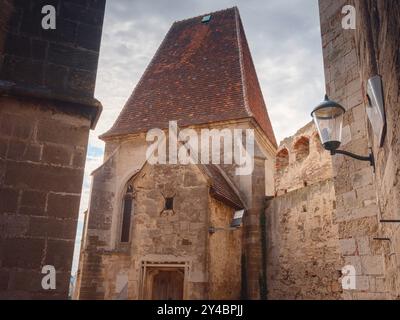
top-left (0, 0), bottom-right (105, 299)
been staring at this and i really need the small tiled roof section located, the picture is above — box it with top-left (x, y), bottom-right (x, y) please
top-left (101, 7), bottom-right (277, 147)
top-left (202, 164), bottom-right (244, 210)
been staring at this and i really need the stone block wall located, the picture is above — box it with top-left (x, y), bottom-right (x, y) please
top-left (319, 0), bottom-right (381, 300)
top-left (208, 197), bottom-right (242, 299)
top-left (319, 0), bottom-right (399, 299)
top-left (265, 179), bottom-right (342, 299)
top-left (352, 0), bottom-right (400, 299)
top-left (0, 0), bottom-right (105, 299)
top-left (129, 164), bottom-right (211, 300)
top-left (78, 158), bottom-right (243, 300)
top-left (0, 96), bottom-right (90, 299)
top-left (0, 0), bottom-right (105, 106)
top-left (242, 156), bottom-right (266, 299)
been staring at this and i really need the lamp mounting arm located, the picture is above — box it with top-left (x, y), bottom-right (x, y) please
top-left (330, 149), bottom-right (375, 168)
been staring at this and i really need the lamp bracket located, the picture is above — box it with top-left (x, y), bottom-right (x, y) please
top-left (330, 149), bottom-right (375, 170)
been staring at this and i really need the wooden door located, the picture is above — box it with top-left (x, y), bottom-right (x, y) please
top-left (151, 270), bottom-right (184, 300)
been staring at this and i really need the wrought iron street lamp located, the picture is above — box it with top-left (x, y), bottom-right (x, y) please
top-left (311, 95), bottom-right (375, 168)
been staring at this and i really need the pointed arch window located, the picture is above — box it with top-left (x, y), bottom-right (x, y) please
top-left (121, 185), bottom-right (134, 243)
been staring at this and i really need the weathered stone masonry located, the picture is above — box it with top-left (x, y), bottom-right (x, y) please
top-left (266, 179), bottom-right (342, 299)
top-left (0, 0), bottom-right (105, 299)
top-left (319, 0), bottom-right (400, 299)
top-left (266, 122), bottom-right (342, 299)
top-left (265, 0), bottom-right (399, 300)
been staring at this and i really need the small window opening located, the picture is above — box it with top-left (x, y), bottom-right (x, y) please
top-left (165, 197), bottom-right (174, 210)
top-left (121, 185), bottom-right (133, 243)
top-left (201, 15), bottom-right (211, 23)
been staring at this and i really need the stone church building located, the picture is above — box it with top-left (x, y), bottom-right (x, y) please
top-left (76, 7), bottom-right (277, 300)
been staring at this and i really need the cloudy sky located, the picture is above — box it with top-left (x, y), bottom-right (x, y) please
top-left (72, 0), bottom-right (326, 274)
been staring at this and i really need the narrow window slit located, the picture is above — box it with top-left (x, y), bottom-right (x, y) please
top-left (165, 197), bottom-right (174, 210)
top-left (121, 185), bottom-right (133, 243)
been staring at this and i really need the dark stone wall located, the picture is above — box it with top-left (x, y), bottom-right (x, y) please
top-left (0, 96), bottom-right (90, 299)
top-left (0, 0), bottom-right (106, 299)
top-left (243, 158), bottom-right (266, 299)
top-left (0, 0), bottom-right (105, 122)
top-left (354, 0), bottom-right (400, 299)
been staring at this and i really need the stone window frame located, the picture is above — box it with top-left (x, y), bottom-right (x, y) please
top-left (116, 178), bottom-right (137, 249)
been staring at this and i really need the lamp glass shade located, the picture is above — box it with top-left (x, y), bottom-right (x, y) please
top-left (311, 96), bottom-right (345, 151)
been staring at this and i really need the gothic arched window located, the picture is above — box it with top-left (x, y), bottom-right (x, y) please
top-left (120, 185), bottom-right (134, 243)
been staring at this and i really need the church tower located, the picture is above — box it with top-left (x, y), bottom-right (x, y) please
top-left (77, 7), bottom-right (276, 300)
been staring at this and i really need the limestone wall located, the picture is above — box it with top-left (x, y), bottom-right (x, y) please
top-left (352, 0), bottom-right (400, 299)
top-left (319, 0), bottom-right (399, 299)
top-left (129, 163), bottom-right (211, 300)
top-left (265, 179), bottom-right (342, 299)
top-left (77, 136), bottom-right (150, 299)
top-left (78, 119), bottom-right (274, 300)
top-left (77, 136), bottom-right (243, 299)
top-left (208, 198), bottom-right (242, 299)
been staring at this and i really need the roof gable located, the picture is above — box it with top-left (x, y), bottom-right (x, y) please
top-left (101, 7), bottom-right (276, 148)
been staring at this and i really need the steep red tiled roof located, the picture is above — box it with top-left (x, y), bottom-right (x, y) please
top-left (101, 7), bottom-right (277, 147)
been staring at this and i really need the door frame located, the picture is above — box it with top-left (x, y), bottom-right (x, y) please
top-left (139, 260), bottom-right (190, 300)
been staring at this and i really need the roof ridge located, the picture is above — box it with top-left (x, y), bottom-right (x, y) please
top-left (235, 12), bottom-right (278, 148)
top-left (234, 7), bottom-right (253, 118)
